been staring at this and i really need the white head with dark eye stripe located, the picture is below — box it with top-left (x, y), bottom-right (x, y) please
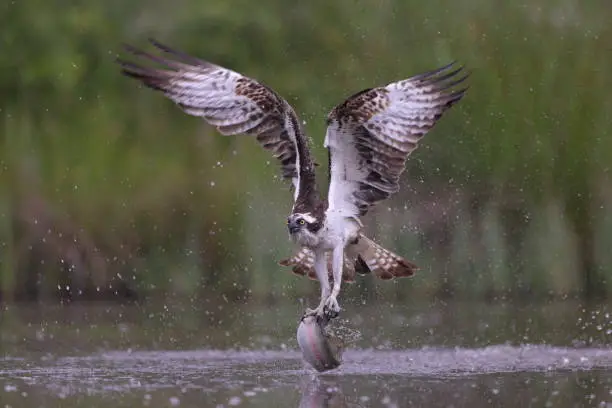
top-left (287, 212), bottom-right (321, 245)
top-left (287, 212), bottom-right (317, 233)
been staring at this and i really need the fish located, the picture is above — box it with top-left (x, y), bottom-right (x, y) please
top-left (297, 314), bottom-right (344, 372)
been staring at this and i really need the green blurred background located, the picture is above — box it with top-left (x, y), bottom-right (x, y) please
top-left (2, 0), bottom-right (612, 304)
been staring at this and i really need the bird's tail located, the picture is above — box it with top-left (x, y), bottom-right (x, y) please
top-left (348, 235), bottom-right (417, 280)
top-left (279, 248), bottom-right (357, 283)
top-left (279, 235), bottom-right (417, 282)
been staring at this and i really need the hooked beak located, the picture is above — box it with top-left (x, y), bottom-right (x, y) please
top-left (288, 220), bottom-right (300, 234)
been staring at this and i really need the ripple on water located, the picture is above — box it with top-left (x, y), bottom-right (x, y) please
top-left (1, 345), bottom-right (611, 397)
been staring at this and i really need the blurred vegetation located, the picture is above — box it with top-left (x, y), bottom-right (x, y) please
top-left (1, 0), bottom-right (611, 302)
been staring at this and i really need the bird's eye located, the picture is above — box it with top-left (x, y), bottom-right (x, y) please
top-left (299, 219), bottom-right (305, 225)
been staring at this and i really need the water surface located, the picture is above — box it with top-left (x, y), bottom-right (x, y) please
top-left (1, 299), bottom-right (611, 407)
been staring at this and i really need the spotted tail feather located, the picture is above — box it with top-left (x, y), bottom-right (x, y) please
top-left (280, 235), bottom-right (416, 282)
top-left (279, 248), bottom-right (357, 283)
top-left (348, 235), bottom-right (417, 280)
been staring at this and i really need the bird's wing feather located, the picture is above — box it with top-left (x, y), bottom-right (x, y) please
top-left (117, 39), bottom-right (318, 205)
top-left (325, 62), bottom-right (468, 217)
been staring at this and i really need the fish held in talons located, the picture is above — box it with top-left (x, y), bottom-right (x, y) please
top-left (297, 310), bottom-right (344, 372)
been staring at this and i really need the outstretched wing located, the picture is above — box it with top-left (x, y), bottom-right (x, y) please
top-left (117, 39), bottom-right (318, 205)
top-left (325, 62), bottom-right (468, 217)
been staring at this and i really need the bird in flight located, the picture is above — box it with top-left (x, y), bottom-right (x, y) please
top-left (118, 39), bottom-right (468, 318)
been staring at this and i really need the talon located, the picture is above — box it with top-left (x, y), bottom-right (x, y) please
top-left (301, 309), bottom-right (315, 321)
top-left (324, 306), bottom-right (340, 320)
top-left (324, 295), bottom-right (341, 317)
top-left (303, 305), bottom-right (325, 320)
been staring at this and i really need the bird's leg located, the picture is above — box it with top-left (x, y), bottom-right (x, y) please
top-left (324, 245), bottom-right (343, 315)
top-left (304, 251), bottom-right (331, 318)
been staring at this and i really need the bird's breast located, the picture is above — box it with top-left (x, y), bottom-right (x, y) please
top-left (320, 212), bottom-right (361, 249)
top-left (292, 229), bottom-right (320, 248)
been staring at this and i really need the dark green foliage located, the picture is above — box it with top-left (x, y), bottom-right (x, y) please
top-left (1, 0), bottom-right (611, 300)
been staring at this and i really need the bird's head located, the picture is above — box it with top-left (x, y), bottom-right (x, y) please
top-left (287, 212), bottom-right (320, 238)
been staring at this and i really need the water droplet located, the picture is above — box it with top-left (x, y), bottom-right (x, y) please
top-left (228, 396), bottom-right (242, 406)
top-left (4, 384), bottom-right (17, 392)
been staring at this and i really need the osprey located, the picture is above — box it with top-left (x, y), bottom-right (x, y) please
top-left (118, 39), bottom-right (468, 318)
